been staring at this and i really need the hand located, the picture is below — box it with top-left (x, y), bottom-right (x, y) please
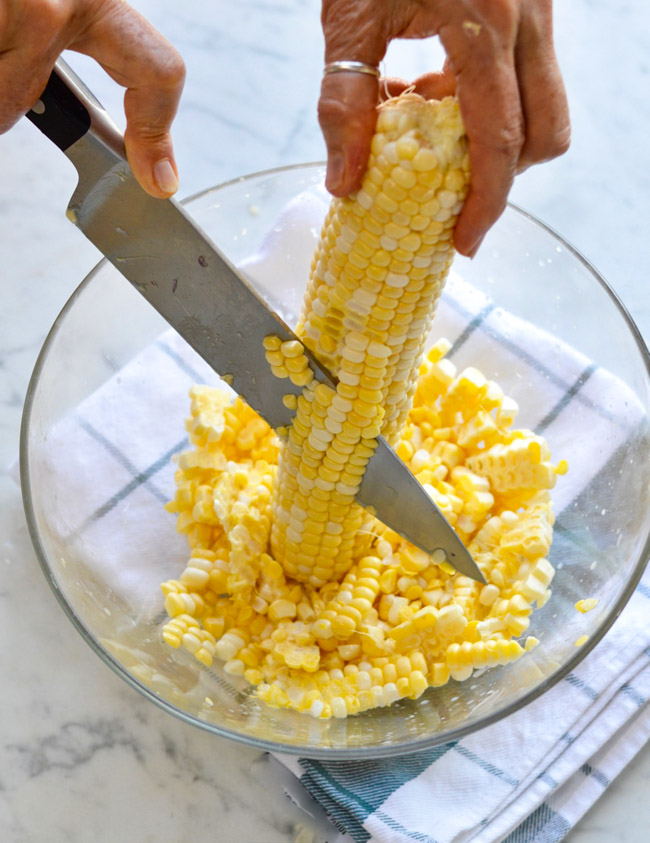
top-left (0, 0), bottom-right (185, 197)
top-left (319, 0), bottom-right (570, 257)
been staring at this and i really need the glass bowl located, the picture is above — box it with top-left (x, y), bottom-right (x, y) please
top-left (21, 164), bottom-right (650, 758)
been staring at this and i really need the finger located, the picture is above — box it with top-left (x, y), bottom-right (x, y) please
top-left (514, 0), bottom-right (570, 170)
top-left (0, 0), bottom-right (75, 132)
top-left (380, 77), bottom-right (411, 101)
top-left (71, 0), bottom-right (185, 198)
top-left (0, 50), bottom-right (58, 133)
top-left (410, 67), bottom-right (456, 100)
top-left (381, 67), bottom-right (456, 103)
top-left (319, 0), bottom-right (387, 196)
top-left (437, 5), bottom-right (524, 256)
top-left (319, 73), bottom-right (379, 196)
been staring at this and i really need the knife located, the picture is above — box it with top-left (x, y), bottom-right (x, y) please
top-left (26, 58), bottom-right (484, 584)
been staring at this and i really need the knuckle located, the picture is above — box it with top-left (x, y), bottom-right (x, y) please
top-left (551, 123), bottom-right (571, 157)
top-left (523, 126), bottom-right (570, 166)
top-left (157, 50), bottom-right (186, 89)
top-left (34, 0), bottom-right (71, 30)
top-left (317, 95), bottom-right (351, 129)
top-left (493, 117), bottom-right (525, 159)
top-left (318, 92), bottom-right (375, 147)
top-left (124, 122), bottom-right (171, 146)
top-left (519, 0), bottom-right (553, 44)
top-left (464, 0), bottom-right (518, 41)
top-left (522, 103), bottom-right (571, 165)
top-left (482, 0), bottom-right (519, 29)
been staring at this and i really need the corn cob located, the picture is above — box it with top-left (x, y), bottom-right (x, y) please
top-left (270, 94), bottom-right (470, 587)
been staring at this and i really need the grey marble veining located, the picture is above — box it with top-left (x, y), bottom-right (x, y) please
top-left (1, 0), bottom-right (649, 841)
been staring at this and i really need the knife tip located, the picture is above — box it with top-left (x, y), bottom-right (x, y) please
top-left (444, 545), bottom-right (486, 585)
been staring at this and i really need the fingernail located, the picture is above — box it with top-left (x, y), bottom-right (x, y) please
top-left (326, 151), bottom-right (345, 193)
top-left (466, 235), bottom-right (484, 259)
top-left (153, 158), bottom-right (179, 195)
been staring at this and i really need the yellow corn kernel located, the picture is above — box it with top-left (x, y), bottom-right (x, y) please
top-left (429, 663), bottom-right (450, 687)
top-left (408, 670), bottom-right (428, 699)
top-left (331, 614), bottom-right (357, 638)
top-left (214, 629), bottom-right (246, 662)
top-left (396, 440), bottom-right (415, 462)
top-left (268, 599), bottom-right (298, 622)
top-left (203, 616), bottom-right (226, 639)
top-left (244, 668), bottom-right (264, 685)
top-left (379, 567), bottom-right (398, 593)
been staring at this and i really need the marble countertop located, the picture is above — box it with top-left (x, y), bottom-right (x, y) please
top-left (1, 1), bottom-right (649, 840)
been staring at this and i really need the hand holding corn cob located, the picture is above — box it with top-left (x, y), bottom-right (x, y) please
top-left (319, 0), bottom-right (570, 257)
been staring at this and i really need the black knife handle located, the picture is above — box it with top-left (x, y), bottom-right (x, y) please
top-left (25, 58), bottom-right (125, 167)
top-left (26, 64), bottom-right (91, 152)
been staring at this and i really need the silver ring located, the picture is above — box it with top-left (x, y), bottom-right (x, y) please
top-left (323, 60), bottom-right (380, 78)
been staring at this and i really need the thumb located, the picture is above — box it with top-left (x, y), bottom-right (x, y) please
top-left (410, 65), bottom-right (457, 101)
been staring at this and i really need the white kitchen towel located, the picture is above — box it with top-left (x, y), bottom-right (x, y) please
top-left (22, 193), bottom-right (650, 843)
top-left (277, 627), bottom-right (650, 843)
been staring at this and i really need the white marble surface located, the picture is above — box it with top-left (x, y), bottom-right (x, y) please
top-left (1, 1), bottom-right (649, 841)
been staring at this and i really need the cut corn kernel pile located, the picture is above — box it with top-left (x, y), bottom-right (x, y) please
top-left (161, 95), bottom-right (566, 719)
top-left (163, 341), bottom-right (564, 718)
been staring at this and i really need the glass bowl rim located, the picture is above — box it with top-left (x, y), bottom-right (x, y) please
top-left (20, 161), bottom-right (650, 759)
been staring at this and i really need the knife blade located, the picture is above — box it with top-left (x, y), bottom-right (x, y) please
top-left (26, 58), bottom-right (483, 583)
